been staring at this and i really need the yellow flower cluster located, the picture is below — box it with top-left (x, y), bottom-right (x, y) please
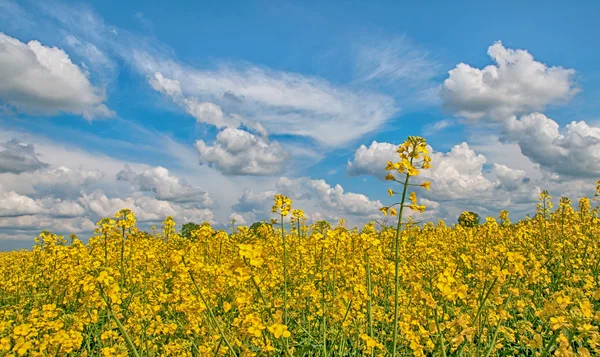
top-left (272, 194), bottom-right (292, 217)
top-left (381, 136), bottom-right (431, 218)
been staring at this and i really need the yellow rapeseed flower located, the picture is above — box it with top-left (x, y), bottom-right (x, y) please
top-left (268, 323), bottom-right (291, 339)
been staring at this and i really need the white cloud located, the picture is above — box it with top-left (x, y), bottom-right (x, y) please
top-left (303, 178), bottom-right (383, 216)
top-left (39, 198), bottom-right (86, 218)
top-left (117, 165), bottom-right (213, 206)
top-left (228, 212), bottom-right (247, 225)
top-left (0, 191), bottom-right (42, 217)
top-left (149, 72), bottom-right (183, 97)
top-left (468, 134), bottom-right (540, 175)
top-left (79, 190), bottom-right (214, 224)
top-left (347, 141), bottom-right (495, 201)
top-left (184, 100), bottom-right (236, 128)
top-left (0, 132), bottom-right (223, 241)
top-left (347, 141), bottom-right (496, 202)
top-left (347, 141), bottom-right (398, 178)
top-left (150, 72), bottom-right (242, 129)
top-left (63, 34), bottom-right (114, 70)
top-left (141, 63), bottom-right (397, 146)
top-left (356, 36), bottom-right (438, 84)
top-left (0, 33), bottom-right (113, 119)
top-left (492, 163), bottom-right (529, 191)
top-left (195, 128), bottom-right (289, 176)
top-left (0, 191), bottom-right (85, 218)
top-left (354, 36), bottom-right (441, 105)
top-left (501, 113), bottom-right (600, 178)
top-left (424, 143), bottom-right (494, 201)
top-left (232, 188), bottom-right (276, 214)
top-left (467, 133), bottom-right (590, 207)
top-left (346, 136), bottom-right (595, 221)
top-left (423, 119), bottom-right (455, 135)
top-left (0, 165), bottom-right (105, 203)
top-left (0, 139), bottom-right (47, 173)
top-left (441, 41), bottom-right (578, 120)
top-left (0, 214), bottom-right (95, 234)
top-left (29, 166), bottom-right (105, 199)
top-left (232, 177), bottom-right (383, 226)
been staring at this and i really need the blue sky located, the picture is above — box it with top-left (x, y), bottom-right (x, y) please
top-left (1, 0), bottom-right (599, 250)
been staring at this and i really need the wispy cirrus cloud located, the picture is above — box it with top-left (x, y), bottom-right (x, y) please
top-left (353, 35), bottom-right (442, 105)
top-left (423, 119), bottom-right (455, 135)
top-left (140, 62), bottom-right (398, 147)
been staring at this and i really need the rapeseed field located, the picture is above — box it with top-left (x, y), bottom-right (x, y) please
top-left (1, 137), bottom-right (600, 356)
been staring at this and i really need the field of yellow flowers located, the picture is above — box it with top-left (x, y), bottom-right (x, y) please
top-left (1, 136), bottom-right (600, 356)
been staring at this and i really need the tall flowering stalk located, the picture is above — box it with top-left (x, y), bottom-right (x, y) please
top-left (115, 209), bottom-right (135, 285)
top-left (272, 194), bottom-right (293, 352)
top-left (380, 136), bottom-right (431, 356)
top-left (292, 209), bottom-right (306, 271)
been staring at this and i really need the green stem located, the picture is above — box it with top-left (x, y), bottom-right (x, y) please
top-left (104, 231), bottom-right (108, 266)
top-left (321, 245), bottom-right (327, 357)
top-left (392, 170), bottom-right (411, 356)
top-left (541, 330), bottom-right (560, 356)
top-left (433, 307), bottom-right (447, 357)
top-left (483, 294), bottom-right (512, 357)
top-left (281, 213), bottom-right (290, 354)
top-left (281, 214), bottom-right (288, 322)
top-left (365, 251), bottom-right (375, 356)
top-left (99, 288), bottom-right (141, 357)
top-left (183, 257), bottom-right (238, 357)
top-left (120, 225), bottom-right (125, 285)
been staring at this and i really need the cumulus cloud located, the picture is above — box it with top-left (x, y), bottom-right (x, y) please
top-left (441, 41), bottom-right (578, 120)
top-left (276, 177), bottom-right (383, 216)
top-left (228, 212), bottom-right (247, 225)
top-left (0, 191), bottom-right (85, 218)
top-left (117, 165), bottom-right (213, 206)
top-left (0, 163), bottom-right (105, 200)
top-left (347, 141), bottom-right (495, 200)
top-left (79, 190), bottom-right (214, 224)
top-left (501, 113), bottom-right (600, 178)
top-left (0, 139), bottom-right (47, 173)
top-left (0, 135), bottom-right (222, 242)
top-left (30, 166), bottom-right (105, 199)
top-left (0, 191), bottom-right (42, 217)
top-left (231, 188), bottom-right (276, 214)
top-left (231, 177), bottom-right (383, 225)
top-left (492, 163), bottom-right (529, 191)
top-left (0, 215), bottom-right (95, 234)
top-left (346, 141), bottom-right (398, 178)
top-left (195, 128), bottom-right (289, 176)
top-left (0, 33), bottom-right (113, 119)
top-left (424, 143), bottom-right (494, 200)
top-left (344, 136), bottom-right (599, 222)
